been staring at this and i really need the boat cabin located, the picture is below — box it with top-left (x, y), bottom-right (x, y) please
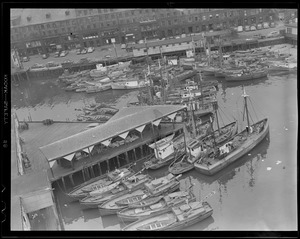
top-left (148, 135), bottom-right (175, 160)
top-left (187, 140), bottom-right (203, 159)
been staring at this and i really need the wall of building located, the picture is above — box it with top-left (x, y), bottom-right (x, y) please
top-left (11, 8), bottom-right (278, 56)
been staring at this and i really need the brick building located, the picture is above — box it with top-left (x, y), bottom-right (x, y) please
top-left (10, 8), bottom-right (278, 57)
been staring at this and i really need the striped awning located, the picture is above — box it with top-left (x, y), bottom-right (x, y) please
top-left (152, 119), bottom-right (161, 126)
top-left (82, 145), bottom-right (94, 154)
top-left (101, 139), bottom-right (112, 147)
top-left (119, 131), bottom-right (129, 139)
top-left (167, 113), bottom-right (177, 120)
top-left (135, 125), bottom-right (146, 133)
top-left (63, 153), bottom-right (75, 161)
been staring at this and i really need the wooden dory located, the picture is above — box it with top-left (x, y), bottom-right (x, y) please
top-left (122, 201), bottom-right (213, 231)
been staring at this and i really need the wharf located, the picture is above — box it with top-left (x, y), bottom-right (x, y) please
top-left (11, 115), bottom-right (62, 230)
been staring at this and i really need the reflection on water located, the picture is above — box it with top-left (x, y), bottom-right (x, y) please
top-left (12, 73), bottom-right (297, 230)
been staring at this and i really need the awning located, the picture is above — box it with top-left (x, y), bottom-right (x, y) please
top-left (135, 125), bottom-right (146, 133)
top-left (49, 161), bottom-right (56, 168)
top-left (126, 33), bottom-right (134, 36)
top-left (101, 139), bottom-right (112, 147)
top-left (82, 145), bottom-right (94, 154)
top-left (63, 153), bottom-right (75, 161)
top-left (119, 131), bottom-right (129, 139)
top-left (167, 113), bottom-right (177, 120)
top-left (152, 119), bottom-right (161, 126)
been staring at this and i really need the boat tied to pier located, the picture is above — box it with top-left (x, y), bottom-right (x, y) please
top-left (194, 87), bottom-right (269, 175)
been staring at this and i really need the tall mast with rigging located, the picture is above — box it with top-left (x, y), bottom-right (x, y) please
top-left (242, 87), bottom-right (251, 134)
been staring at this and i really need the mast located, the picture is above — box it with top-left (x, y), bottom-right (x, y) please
top-left (242, 87), bottom-right (251, 134)
top-left (218, 36), bottom-right (223, 68)
top-left (145, 38), bottom-right (153, 103)
top-left (159, 59), bottom-right (165, 104)
top-left (214, 102), bottom-right (220, 133)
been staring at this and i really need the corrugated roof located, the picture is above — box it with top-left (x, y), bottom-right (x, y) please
top-left (39, 105), bottom-right (186, 161)
top-left (10, 8), bottom-right (77, 27)
top-left (133, 30), bottom-right (229, 49)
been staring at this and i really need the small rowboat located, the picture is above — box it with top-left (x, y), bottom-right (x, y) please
top-left (117, 190), bottom-right (195, 222)
top-left (89, 181), bottom-right (121, 197)
top-left (128, 195), bottom-right (164, 208)
top-left (122, 201), bottom-right (213, 231)
top-left (168, 154), bottom-right (194, 175)
top-left (115, 193), bottom-right (149, 206)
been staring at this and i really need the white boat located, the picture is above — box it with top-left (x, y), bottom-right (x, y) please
top-left (111, 80), bottom-right (147, 90)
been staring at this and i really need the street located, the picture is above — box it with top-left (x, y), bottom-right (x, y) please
top-left (21, 44), bottom-right (133, 70)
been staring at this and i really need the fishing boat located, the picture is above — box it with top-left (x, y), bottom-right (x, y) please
top-left (117, 190), bottom-right (195, 222)
top-left (80, 173), bottom-right (151, 209)
top-left (168, 154), bottom-right (194, 175)
top-left (127, 195), bottom-right (164, 208)
top-left (194, 88), bottom-right (269, 175)
top-left (187, 116), bottom-right (238, 164)
top-left (225, 69), bottom-right (268, 82)
top-left (144, 134), bottom-right (184, 170)
top-left (174, 70), bottom-right (198, 82)
top-left (143, 173), bottom-right (181, 197)
top-left (88, 181), bottom-right (121, 197)
top-left (122, 201), bottom-right (213, 231)
top-left (67, 167), bottom-right (134, 201)
top-left (85, 83), bottom-right (111, 93)
top-left (111, 80), bottom-right (147, 90)
top-left (98, 188), bottom-right (150, 216)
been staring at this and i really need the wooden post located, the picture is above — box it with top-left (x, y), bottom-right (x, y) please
top-left (69, 174), bottom-right (75, 187)
top-left (125, 151), bottom-right (130, 164)
top-left (61, 177), bottom-right (67, 191)
top-left (133, 148), bottom-right (137, 162)
top-left (140, 146), bottom-right (144, 158)
top-left (90, 166), bottom-right (95, 178)
top-left (98, 162), bottom-right (102, 175)
top-left (82, 168), bottom-right (86, 182)
top-left (115, 156), bottom-right (120, 168)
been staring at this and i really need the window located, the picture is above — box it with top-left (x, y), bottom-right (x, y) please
top-left (48, 30), bottom-right (52, 35)
top-left (195, 17), bottom-right (198, 21)
top-left (61, 27), bottom-right (65, 32)
top-left (188, 17), bottom-right (192, 22)
top-left (54, 29), bottom-right (58, 34)
top-left (41, 24), bottom-right (45, 29)
top-left (202, 16), bottom-right (206, 21)
top-left (287, 27), bottom-right (292, 34)
top-left (46, 13), bottom-right (51, 19)
top-left (52, 23), bottom-right (56, 28)
top-left (111, 13), bottom-right (115, 18)
top-left (65, 10), bottom-right (70, 16)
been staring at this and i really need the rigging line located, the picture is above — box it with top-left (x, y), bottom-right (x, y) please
top-left (218, 106), bottom-right (231, 123)
top-left (249, 97), bottom-right (266, 119)
top-left (218, 109), bottom-right (225, 127)
top-left (248, 97), bottom-right (259, 121)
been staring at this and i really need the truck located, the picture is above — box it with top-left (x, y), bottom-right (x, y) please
top-left (237, 26), bottom-right (243, 32)
top-left (257, 23), bottom-right (262, 30)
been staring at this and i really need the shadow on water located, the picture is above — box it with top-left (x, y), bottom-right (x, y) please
top-left (219, 76), bottom-right (269, 91)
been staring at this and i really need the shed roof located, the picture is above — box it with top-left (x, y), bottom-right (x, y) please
top-left (39, 105), bottom-right (186, 161)
top-left (133, 30), bottom-right (229, 49)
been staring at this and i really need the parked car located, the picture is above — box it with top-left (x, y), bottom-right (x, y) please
top-left (253, 34), bottom-right (262, 39)
top-left (263, 22), bottom-right (269, 29)
top-left (45, 61), bottom-right (62, 69)
top-left (257, 24), bottom-right (262, 30)
top-left (54, 51), bottom-right (61, 57)
top-left (22, 56), bottom-right (30, 62)
top-left (121, 44), bottom-right (126, 49)
top-left (244, 26), bottom-right (250, 31)
top-left (81, 48), bottom-right (87, 54)
top-left (250, 26), bottom-right (257, 31)
top-left (87, 47), bottom-right (95, 53)
top-left (61, 59), bottom-right (74, 66)
top-left (60, 50), bottom-right (69, 57)
top-left (270, 22), bottom-right (275, 28)
top-left (267, 31), bottom-right (280, 38)
top-left (105, 55), bottom-right (111, 58)
top-left (78, 58), bottom-right (89, 64)
top-left (76, 48), bottom-right (82, 55)
top-left (41, 53), bottom-right (49, 59)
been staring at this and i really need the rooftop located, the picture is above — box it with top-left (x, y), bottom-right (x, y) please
top-left (39, 105), bottom-right (186, 162)
top-left (133, 30), bottom-right (229, 49)
top-left (10, 8), bottom-right (77, 27)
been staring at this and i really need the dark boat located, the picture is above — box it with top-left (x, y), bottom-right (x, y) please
top-left (168, 154), bottom-right (194, 175)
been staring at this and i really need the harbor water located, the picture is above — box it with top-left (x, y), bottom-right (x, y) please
top-left (11, 72), bottom-right (297, 231)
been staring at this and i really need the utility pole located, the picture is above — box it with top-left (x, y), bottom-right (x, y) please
top-left (145, 38), bottom-right (153, 103)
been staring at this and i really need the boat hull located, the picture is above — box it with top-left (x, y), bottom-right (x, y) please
top-left (194, 119), bottom-right (269, 175)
